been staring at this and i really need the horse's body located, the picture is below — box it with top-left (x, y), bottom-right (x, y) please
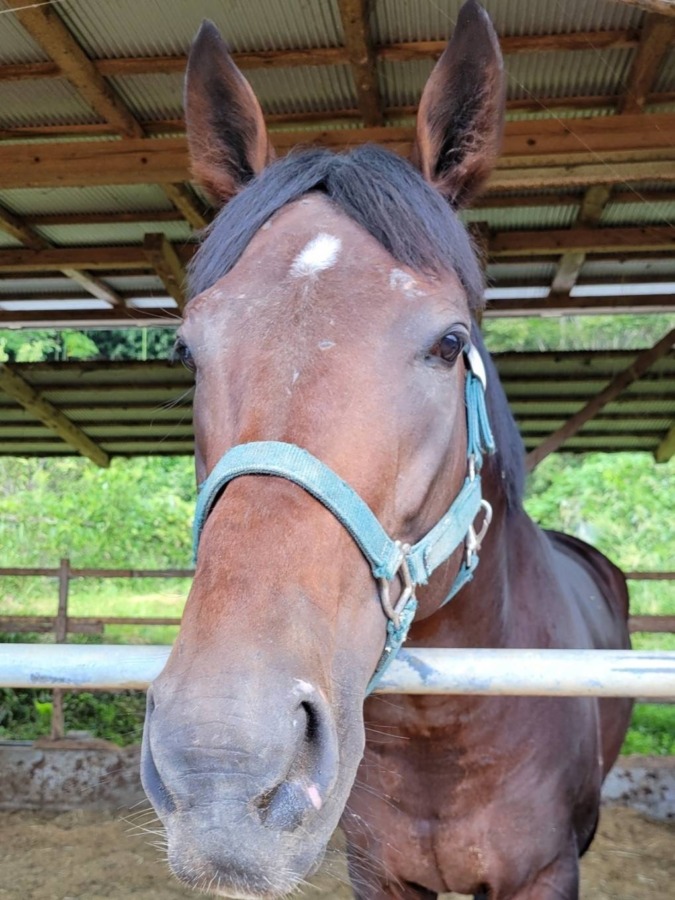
top-left (141, 4), bottom-right (632, 898)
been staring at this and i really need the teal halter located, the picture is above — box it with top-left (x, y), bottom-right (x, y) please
top-left (193, 345), bottom-right (495, 694)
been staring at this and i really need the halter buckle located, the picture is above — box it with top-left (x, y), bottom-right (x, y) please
top-left (378, 542), bottom-right (416, 629)
top-left (465, 499), bottom-right (493, 567)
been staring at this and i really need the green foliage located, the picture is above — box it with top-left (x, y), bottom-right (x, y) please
top-left (0, 329), bottom-right (98, 362)
top-left (0, 687), bottom-right (146, 746)
top-left (0, 326), bottom-right (176, 363)
top-left (621, 705), bottom-right (675, 756)
top-left (482, 313), bottom-right (673, 353)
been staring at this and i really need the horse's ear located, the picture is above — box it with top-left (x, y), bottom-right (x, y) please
top-left (184, 21), bottom-right (275, 206)
top-left (412, 0), bottom-right (505, 209)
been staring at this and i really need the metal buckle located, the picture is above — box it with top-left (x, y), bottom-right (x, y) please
top-left (465, 499), bottom-right (493, 567)
top-left (377, 542), bottom-right (416, 630)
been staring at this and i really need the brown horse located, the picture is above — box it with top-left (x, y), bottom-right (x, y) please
top-left (141, 3), bottom-right (632, 897)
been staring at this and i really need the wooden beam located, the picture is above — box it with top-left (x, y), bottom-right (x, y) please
top-left (0, 115), bottom-right (673, 190)
top-left (60, 269), bottom-right (123, 307)
top-left (655, 422), bottom-right (675, 462)
top-left (0, 246), bottom-right (159, 273)
top-left (0, 204), bottom-right (49, 251)
top-left (488, 294), bottom-right (675, 316)
top-left (550, 184), bottom-right (613, 293)
top-left (0, 363), bottom-right (110, 467)
top-left (337, 0), bottom-right (383, 126)
top-left (526, 328), bottom-right (675, 470)
top-left (611, 1), bottom-right (675, 16)
top-left (619, 13), bottom-right (675, 114)
top-left (160, 183), bottom-right (210, 230)
top-left (143, 233), bottom-right (186, 311)
top-left (0, 30), bottom-right (647, 84)
top-left (4, 0), bottom-right (144, 139)
top-left (490, 225), bottom-right (675, 257)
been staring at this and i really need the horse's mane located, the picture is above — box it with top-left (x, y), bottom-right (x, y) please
top-left (188, 144), bottom-right (525, 508)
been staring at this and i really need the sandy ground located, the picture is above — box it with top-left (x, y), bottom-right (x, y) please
top-left (0, 806), bottom-right (673, 899)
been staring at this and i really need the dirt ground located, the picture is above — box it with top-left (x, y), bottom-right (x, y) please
top-left (0, 806), bottom-right (673, 899)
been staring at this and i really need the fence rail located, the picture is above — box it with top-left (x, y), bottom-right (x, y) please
top-left (1, 560), bottom-right (674, 736)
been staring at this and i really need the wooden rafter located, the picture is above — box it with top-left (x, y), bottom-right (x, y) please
top-left (612, 0), bottom-right (675, 16)
top-left (0, 223), bottom-right (673, 276)
top-left (143, 233), bottom-right (186, 311)
top-left (0, 30), bottom-right (649, 85)
top-left (0, 203), bottom-right (125, 306)
top-left (0, 114), bottom-right (674, 190)
top-left (0, 363), bottom-right (110, 467)
top-left (526, 328), bottom-right (675, 470)
top-left (160, 183), bottom-right (210, 230)
top-left (550, 184), bottom-right (613, 294)
top-left (619, 13), bottom-right (675, 114)
top-left (4, 0), bottom-right (144, 139)
top-left (337, 0), bottom-right (383, 126)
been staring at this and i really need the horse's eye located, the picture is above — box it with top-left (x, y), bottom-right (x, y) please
top-left (433, 331), bottom-right (465, 365)
top-left (173, 338), bottom-right (195, 372)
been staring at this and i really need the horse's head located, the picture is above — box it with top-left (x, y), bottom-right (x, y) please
top-left (142, 2), bottom-right (505, 895)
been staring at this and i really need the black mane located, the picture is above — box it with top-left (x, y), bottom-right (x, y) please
top-left (188, 144), bottom-right (524, 507)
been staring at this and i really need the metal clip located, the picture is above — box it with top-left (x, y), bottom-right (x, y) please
top-left (378, 542), bottom-right (416, 629)
top-left (465, 499), bottom-right (493, 567)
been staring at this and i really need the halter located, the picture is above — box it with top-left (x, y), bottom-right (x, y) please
top-left (193, 345), bottom-right (496, 694)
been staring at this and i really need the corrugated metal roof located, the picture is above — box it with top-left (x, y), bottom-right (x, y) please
top-left (487, 262), bottom-right (558, 285)
top-left (58, 0), bottom-right (343, 57)
top-left (579, 258), bottom-right (675, 280)
top-left (34, 221), bottom-right (194, 247)
top-left (372, 0), bottom-right (643, 44)
top-left (505, 48), bottom-right (634, 101)
top-left (2, 350), bottom-right (671, 458)
top-left (105, 275), bottom-right (167, 292)
top-left (0, 185), bottom-right (174, 216)
top-left (654, 47), bottom-right (675, 94)
top-left (600, 200), bottom-right (675, 227)
top-left (0, 276), bottom-right (87, 295)
top-left (0, 0), bottom-right (49, 63)
top-left (463, 205), bottom-right (578, 231)
top-left (0, 298), bottom-right (112, 312)
top-left (0, 78), bottom-right (101, 128)
top-left (110, 73), bottom-right (184, 123)
top-left (0, 232), bottom-right (22, 249)
top-left (246, 65), bottom-right (357, 116)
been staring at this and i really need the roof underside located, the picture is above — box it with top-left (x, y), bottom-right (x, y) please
top-left (1, 351), bottom-right (672, 458)
top-left (0, 0), bottom-right (672, 460)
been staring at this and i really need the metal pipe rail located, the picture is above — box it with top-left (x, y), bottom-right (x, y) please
top-left (2, 644), bottom-right (675, 697)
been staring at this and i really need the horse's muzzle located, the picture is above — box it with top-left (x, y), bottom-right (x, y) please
top-left (140, 676), bottom-right (347, 896)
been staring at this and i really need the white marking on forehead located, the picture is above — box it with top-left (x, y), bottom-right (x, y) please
top-left (290, 233), bottom-right (342, 278)
top-left (389, 268), bottom-right (416, 291)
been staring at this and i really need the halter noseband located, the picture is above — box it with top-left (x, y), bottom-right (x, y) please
top-left (192, 345), bottom-right (495, 694)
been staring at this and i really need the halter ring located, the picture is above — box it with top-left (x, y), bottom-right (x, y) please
top-left (377, 542), bottom-right (415, 629)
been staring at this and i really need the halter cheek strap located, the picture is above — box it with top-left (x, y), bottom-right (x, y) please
top-left (192, 345), bottom-right (495, 695)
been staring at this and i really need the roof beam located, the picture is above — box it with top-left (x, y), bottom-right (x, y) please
top-left (5, 1), bottom-right (143, 139)
top-left (0, 30), bottom-right (647, 84)
top-left (490, 225), bottom-right (675, 256)
top-left (60, 269), bottom-right (123, 307)
top-left (550, 184), bottom-right (612, 294)
top-left (0, 363), bottom-right (110, 467)
top-left (618, 13), bottom-right (675, 114)
top-left (655, 422), bottom-right (675, 462)
top-left (337, 0), bottom-right (383, 126)
top-left (160, 183), bottom-right (210, 230)
top-left (0, 224), bottom-right (673, 275)
top-left (525, 328), bottom-right (675, 470)
top-left (1, 115), bottom-right (674, 189)
top-left (612, 1), bottom-right (675, 16)
top-left (143, 233), bottom-right (186, 311)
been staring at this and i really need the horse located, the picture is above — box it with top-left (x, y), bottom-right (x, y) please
top-left (140, 3), bottom-right (632, 897)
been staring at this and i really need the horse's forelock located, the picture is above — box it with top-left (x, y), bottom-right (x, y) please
top-left (187, 145), bottom-right (484, 307)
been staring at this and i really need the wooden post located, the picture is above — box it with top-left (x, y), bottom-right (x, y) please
top-left (50, 558), bottom-right (70, 740)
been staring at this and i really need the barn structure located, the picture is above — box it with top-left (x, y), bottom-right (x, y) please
top-left (0, 0), bottom-right (672, 466)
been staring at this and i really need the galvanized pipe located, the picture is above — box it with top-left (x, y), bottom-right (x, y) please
top-left (1, 644), bottom-right (675, 697)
